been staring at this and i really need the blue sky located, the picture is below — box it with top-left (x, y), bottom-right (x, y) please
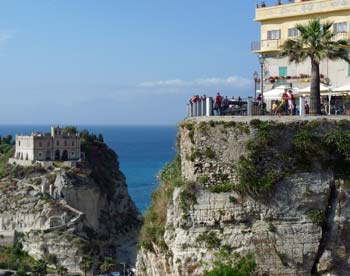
top-left (0, 0), bottom-right (270, 125)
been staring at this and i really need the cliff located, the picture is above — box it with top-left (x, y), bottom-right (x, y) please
top-left (0, 140), bottom-right (141, 272)
top-left (136, 117), bottom-right (350, 276)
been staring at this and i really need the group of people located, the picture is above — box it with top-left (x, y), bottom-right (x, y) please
top-left (189, 93), bottom-right (244, 116)
top-left (213, 93), bottom-right (244, 115)
top-left (270, 89), bottom-right (297, 115)
top-left (269, 89), bottom-right (310, 115)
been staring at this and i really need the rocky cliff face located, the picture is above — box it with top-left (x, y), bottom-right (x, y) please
top-left (136, 117), bottom-right (350, 276)
top-left (0, 141), bottom-right (141, 272)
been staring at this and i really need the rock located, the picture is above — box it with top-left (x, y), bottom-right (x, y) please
top-left (136, 118), bottom-right (350, 276)
top-left (0, 142), bottom-right (141, 272)
top-left (318, 250), bottom-right (334, 273)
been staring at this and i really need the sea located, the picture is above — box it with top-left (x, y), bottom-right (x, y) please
top-left (0, 125), bottom-right (177, 213)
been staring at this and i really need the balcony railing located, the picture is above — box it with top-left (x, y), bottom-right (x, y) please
top-left (333, 32), bottom-right (350, 41)
top-left (256, 0), bottom-right (350, 21)
top-left (251, 39), bottom-right (281, 52)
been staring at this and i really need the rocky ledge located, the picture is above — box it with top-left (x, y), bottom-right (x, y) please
top-left (0, 137), bottom-right (141, 272)
top-left (136, 117), bottom-right (350, 276)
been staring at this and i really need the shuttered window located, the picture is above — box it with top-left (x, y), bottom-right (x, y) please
top-left (288, 28), bottom-right (300, 38)
top-left (267, 30), bottom-right (281, 40)
top-left (334, 22), bottom-right (348, 33)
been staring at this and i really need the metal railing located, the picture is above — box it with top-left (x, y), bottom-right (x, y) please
top-left (187, 96), bottom-right (309, 117)
top-left (333, 32), bottom-right (350, 41)
top-left (251, 39), bottom-right (281, 52)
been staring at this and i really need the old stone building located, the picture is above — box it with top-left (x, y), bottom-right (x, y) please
top-left (14, 126), bottom-right (81, 162)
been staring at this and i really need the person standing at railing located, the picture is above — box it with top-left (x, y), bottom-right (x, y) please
top-left (214, 92), bottom-right (222, 116)
top-left (222, 96), bottom-right (229, 115)
top-left (287, 90), bottom-right (295, 116)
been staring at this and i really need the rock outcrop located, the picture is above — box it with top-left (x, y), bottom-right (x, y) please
top-left (136, 117), bottom-right (350, 276)
top-left (0, 141), bottom-right (141, 272)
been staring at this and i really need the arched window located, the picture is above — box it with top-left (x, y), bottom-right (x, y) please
top-left (18, 140), bottom-right (21, 147)
top-left (56, 140), bottom-right (59, 146)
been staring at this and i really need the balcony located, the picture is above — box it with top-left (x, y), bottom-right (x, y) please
top-left (333, 32), bottom-right (350, 41)
top-left (251, 39), bottom-right (281, 52)
top-left (256, 0), bottom-right (350, 22)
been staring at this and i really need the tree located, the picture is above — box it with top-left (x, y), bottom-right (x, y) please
top-left (15, 265), bottom-right (27, 276)
top-left (56, 265), bottom-right (68, 276)
top-left (99, 257), bottom-right (115, 274)
top-left (80, 256), bottom-right (93, 276)
top-left (281, 19), bottom-right (350, 114)
top-left (97, 134), bottom-right (104, 143)
top-left (32, 260), bottom-right (47, 276)
top-left (1, 135), bottom-right (12, 145)
top-left (62, 126), bottom-right (78, 135)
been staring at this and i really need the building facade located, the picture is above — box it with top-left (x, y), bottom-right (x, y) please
top-left (252, 0), bottom-right (350, 90)
top-left (14, 126), bottom-right (81, 162)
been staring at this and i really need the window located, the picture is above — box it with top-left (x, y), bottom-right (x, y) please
top-left (39, 142), bottom-right (42, 147)
top-left (71, 152), bottom-right (75, 156)
top-left (288, 28), bottom-right (299, 38)
top-left (334, 22), bottom-right (348, 33)
top-left (47, 141), bottom-right (50, 147)
top-left (348, 63), bottom-right (350, 77)
top-left (279, 66), bottom-right (287, 77)
top-left (56, 141), bottom-right (59, 146)
top-left (64, 140), bottom-right (67, 146)
top-left (18, 141), bottom-right (20, 146)
top-left (72, 141), bottom-right (75, 146)
top-left (279, 67), bottom-right (288, 84)
top-left (267, 30), bottom-right (281, 40)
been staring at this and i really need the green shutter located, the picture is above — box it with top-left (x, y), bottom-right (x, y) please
top-left (348, 63), bottom-right (350, 77)
top-left (279, 66), bottom-right (287, 77)
top-left (279, 67), bottom-right (287, 84)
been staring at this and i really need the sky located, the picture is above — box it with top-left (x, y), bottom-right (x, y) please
top-left (0, 0), bottom-right (275, 125)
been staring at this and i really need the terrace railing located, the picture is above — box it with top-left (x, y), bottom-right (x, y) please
top-left (187, 96), bottom-right (308, 117)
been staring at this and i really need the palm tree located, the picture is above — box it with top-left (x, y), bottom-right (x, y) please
top-left (99, 257), bottom-right (115, 274)
top-left (80, 256), bottom-right (93, 276)
top-left (281, 19), bottom-right (350, 114)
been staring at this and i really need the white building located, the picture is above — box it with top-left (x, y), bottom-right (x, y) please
top-left (14, 126), bottom-right (81, 162)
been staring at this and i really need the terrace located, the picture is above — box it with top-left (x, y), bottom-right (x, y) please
top-left (255, 0), bottom-right (350, 21)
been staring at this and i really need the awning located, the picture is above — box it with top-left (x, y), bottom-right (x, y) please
top-left (264, 85), bottom-right (299, 100)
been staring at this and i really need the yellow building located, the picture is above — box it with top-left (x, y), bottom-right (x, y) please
top-left (253, 0), bottom-right (350, 90)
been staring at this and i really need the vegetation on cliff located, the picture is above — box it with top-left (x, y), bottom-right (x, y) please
top-left (204, 252), bottom-right (256, 276)
top-left (236, 119), bottom-right (350, 196)
top-left (138, 155), bottom-right (182, 252)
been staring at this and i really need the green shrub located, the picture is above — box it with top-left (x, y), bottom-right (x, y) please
top-left (204, 253), bottom-right (256, 276)
top-left (229, 196), bottom-right (237, 203)
top-left (307, 210), bottom-right (326, 226)
top-left (210, 182), bottom-right (235, 193)
top-left (267, 222), bottom-right (276, 232)
top-left (196, 231), bottom-right (221, 249)
top-left (179, 182), bottom-right (198, 214)
top-left (204, 147), bottom-right (216, 159)
top-left (198, 175), bottom-right (209, 185)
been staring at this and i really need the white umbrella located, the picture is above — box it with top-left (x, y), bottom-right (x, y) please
top-left (264, 85), bottom-right (298, 100)
top-left (332, 84), bottom-right (350, 92)
top-left (298, 83), bottom-right (330, 93)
